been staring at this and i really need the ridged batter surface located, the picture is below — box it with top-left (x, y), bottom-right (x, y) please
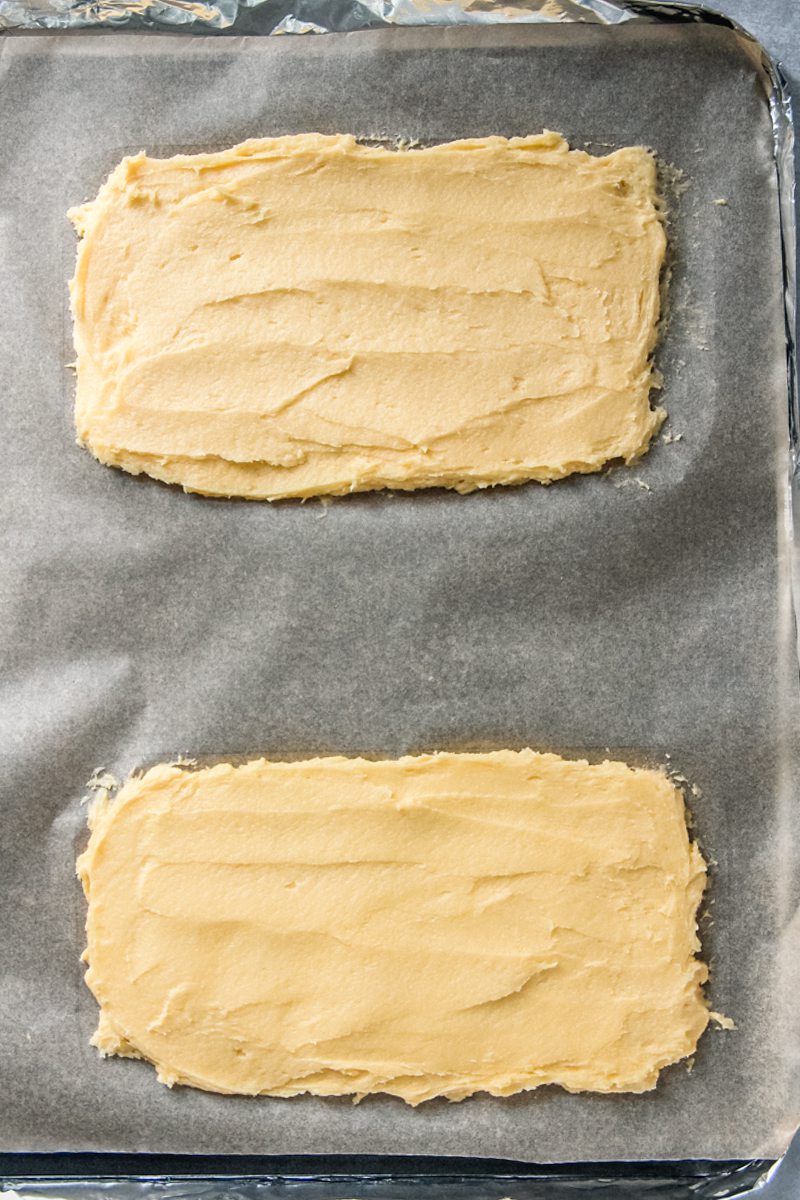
top-left (68, 133), bottom-right (665, 499)
top-left (78, 751), bottom-right (708, 1102)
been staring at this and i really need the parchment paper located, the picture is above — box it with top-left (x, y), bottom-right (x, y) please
top-left (1, 20), bottom-right (798, 1163)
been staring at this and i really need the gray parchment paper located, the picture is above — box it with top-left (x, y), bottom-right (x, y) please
top-left (1, 20), bottom-right (799, 1162)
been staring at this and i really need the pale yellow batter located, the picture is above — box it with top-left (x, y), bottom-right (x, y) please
top-left (68, 133), bottom-right (665, 499)
top-left (77, 750), bottom-right (708, 1102)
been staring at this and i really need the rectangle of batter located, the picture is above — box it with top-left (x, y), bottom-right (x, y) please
top-left (77, 750), bottom-right (708, 1102)
top-left (68, 133), bottom-right (666, 499)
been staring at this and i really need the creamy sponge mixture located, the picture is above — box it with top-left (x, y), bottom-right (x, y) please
top-left (77, 750), bottom-right (708, 1102)
top-left (70, 134), bottom-right (693, 1107)
top-left (68, 132), bottom-right (665, 499)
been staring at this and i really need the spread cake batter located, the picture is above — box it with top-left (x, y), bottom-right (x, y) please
top-left (68, 133), bottom-right (666, 499)
top-left (77, 750), bottom-right (709, 1102)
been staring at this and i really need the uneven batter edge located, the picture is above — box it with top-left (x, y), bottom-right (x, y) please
top-left (77, 750), bottom-right (709, 1103)
top-left (68, 132), bottom-right (666, 500)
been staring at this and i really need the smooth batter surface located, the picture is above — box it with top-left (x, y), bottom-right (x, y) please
top-left (68, 133), bottom-right (666, 499)
top-left (77, 751), bottom-right (709, 1102)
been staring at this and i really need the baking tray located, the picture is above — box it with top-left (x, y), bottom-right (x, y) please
top-left (0, 2), bottom-right (798, 1197)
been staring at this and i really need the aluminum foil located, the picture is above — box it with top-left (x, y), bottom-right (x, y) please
top-left (0, 0), bottom-right (633, 32)
top-left (0, 1158), bottom-right (785, 1200)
